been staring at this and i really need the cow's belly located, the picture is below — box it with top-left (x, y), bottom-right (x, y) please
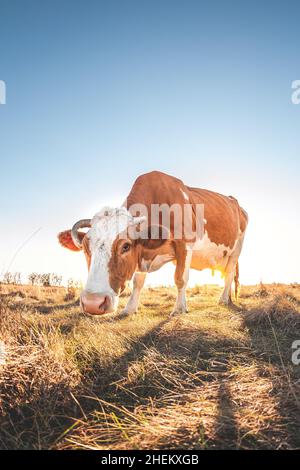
top-left (190, 233), bottom-right (235, 272)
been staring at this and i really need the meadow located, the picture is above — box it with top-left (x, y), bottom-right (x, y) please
top-left (0, 281), bottom-right (300, 450)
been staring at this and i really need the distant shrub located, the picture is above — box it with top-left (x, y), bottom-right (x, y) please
top-left (51, 274), bottom-right (63, 287)
top-left (64, 288), bottom-right (76, 302)
top-left (2, 272), bottom-right (22, 285)
top-left (255, 281), bottom-right (269, 298)
top-left (2, 272), bottom-right (13, 284)
top-left (13, 272), bottom-right (22, 285)
top-left (64, 278), bottom-right (81, 301)
top-left (28, 273), bottom-right (63, 287)
top-left (28, 272), bottom-right (39, 286)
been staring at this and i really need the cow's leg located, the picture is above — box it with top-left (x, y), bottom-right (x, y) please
top-left (219, 270), bottom-right (235, 305)
top-left (121, 272), bottom-right (147, 315)
top-left (171, 246), bottom-right (192, 316)
top-left (219, 233), bottom-right (245, 306)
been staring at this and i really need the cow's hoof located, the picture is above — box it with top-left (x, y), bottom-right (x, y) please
top-left (169, 307), bottom-right (188, 317)
top-left (218, 298), bottom-right (233, 306)
top-left (218, 299), bottom-right (239, 310)
top-left (118, 308), bottom-right (136, 318)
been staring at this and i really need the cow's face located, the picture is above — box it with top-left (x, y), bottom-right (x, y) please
top-left (58, 207), bottom-right (167, 315)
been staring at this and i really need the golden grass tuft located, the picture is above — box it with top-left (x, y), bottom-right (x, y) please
top-left (0, 282), bottom-right (300, 449)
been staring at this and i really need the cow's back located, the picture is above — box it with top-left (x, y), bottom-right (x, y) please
top-left (187, 186), bottom-right (248, 249)
top-left (125, 171), bottom-right (248, 248)
top-left (126, 171), bottom-right (188, 209)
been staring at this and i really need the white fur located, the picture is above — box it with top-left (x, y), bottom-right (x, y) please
top-left (191, 231), bottom-right (238, 271)
top-left (191, 231), bottom-right (245, 304)
top-left (84, 206), bottom-right (143, 309)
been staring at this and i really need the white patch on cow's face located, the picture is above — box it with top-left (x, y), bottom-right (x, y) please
top-left (84, 206), bottom-right (145, 310)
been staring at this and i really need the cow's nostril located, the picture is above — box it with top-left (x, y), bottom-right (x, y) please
top-left (105, 295), bottom-right (111, 308)
top-left (99, 295), bottom-right (110, 311)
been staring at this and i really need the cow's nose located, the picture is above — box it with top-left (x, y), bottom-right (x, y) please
top-left (80, 292), bottom-right (112, 315)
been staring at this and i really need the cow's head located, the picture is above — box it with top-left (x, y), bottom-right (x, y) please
top-left (58, 207), bottom-right (168, 315)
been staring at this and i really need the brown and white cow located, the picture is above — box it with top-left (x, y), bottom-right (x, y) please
top-left (58, 171), bottom-right (248, 316)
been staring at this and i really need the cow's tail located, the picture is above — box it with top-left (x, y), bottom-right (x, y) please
top-left (234, 261), bottom-right (239, 300)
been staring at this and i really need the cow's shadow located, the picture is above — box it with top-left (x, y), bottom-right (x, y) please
top-left (239, 303), bottom-right (300, 449)
top-left (0, 318), bottom-right (169, 449)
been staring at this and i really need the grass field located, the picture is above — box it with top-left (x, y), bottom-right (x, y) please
top-left (0, 282), bottom-right (300, 450)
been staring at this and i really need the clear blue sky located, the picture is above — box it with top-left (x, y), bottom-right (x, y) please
top-left (0, 0), bottom-right (299, 285)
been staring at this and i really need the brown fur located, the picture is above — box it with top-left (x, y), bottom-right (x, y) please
top-left (57, 230), bottom-right (85, 252)
top-left (108, 232), bottom-right (169, 294)
top-left (121, 171), bottom-right (248, 290)
top-left (126, 171), bottom-right (247, 249)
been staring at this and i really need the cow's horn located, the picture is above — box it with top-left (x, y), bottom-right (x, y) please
top-left (71, 219), bottom-right (91, 248)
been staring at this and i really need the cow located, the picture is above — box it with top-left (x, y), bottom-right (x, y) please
top-left (58, 171), bottom-right (248, 316)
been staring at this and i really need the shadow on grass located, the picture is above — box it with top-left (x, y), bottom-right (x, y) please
top-left (241, 303), bottom-right (300, 449)
top-left (0, 317), bottom-right (170, 449)
top-left (33, 300), bottom-right (80, 314)
top-left (77, 302), bottom-right (300, 450)
top-left (64, 319), bottom-right (243, 449)
top-left (2, 293), bottom-right (300, 450)
top-left (213, 381), bottom-right (239, 450)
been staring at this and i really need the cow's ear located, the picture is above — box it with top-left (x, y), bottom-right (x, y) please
top-left (135, 225), bottom-right (170, 250)
top-left (57, 230), bottom-right (84, 252)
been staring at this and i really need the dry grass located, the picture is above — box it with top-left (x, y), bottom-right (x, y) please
top-left (0, 282), bottom-right (300, 449)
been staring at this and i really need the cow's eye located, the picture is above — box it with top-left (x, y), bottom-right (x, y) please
top-left (121, 242), bottom-right (131, 254)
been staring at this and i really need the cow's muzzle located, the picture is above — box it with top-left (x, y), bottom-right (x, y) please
top-left (80, 291), bottom-right (113, 315)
